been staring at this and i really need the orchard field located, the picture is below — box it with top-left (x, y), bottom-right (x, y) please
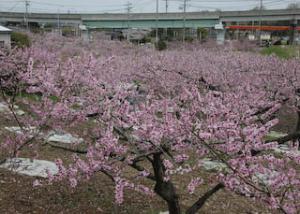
top-left (0, 34), bottom-right (299, 214)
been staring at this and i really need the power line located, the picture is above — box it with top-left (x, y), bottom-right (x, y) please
top-left (125, 1), bottom-right (133, 13)
top-left (8, 2), bottom-right (21, 11)
top-left (156, 0), bottom-right (159, 42)
top-left (166, 0), bottom-right (169, 13)
top-left (24, 0), bottom-right (30, 30)
top-left (0, 0), bottom-right (296, 13)
top-left (125, 1), bottom-right (133, 41)
top-left (162, 0), bottom-right (169, 13)
top-left (259, 0), bottom-right (263, 45)
top-left (187, 0), bottom-right (290, 10)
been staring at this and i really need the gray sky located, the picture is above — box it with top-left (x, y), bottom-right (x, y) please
top-left (0, 0), bottom-right (297, 13)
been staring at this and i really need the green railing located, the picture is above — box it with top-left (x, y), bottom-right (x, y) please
top-left (83, 19), bottom-right (219, 29)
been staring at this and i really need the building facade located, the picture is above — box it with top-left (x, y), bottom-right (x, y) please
top-left (0, 26), bottom-right (12, 49)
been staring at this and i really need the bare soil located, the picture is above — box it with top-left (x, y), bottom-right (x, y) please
top-left (0, 99), bottom-right (294, 214)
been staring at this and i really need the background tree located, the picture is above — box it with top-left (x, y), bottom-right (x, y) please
top-left (1, 34), bottom-right (299, 214)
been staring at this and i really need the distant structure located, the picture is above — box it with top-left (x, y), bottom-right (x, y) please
top-left (0, 26), bottom-right (12, 49)
top-left (79, 25), bottom-right (89, 42)
top-left (0, 9), bottom-right (299, 44)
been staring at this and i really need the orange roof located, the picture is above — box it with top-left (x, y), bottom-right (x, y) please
top-left (226, 25), bottom-right (299, 31)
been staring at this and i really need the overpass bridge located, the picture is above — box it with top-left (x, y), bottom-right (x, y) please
top-left (0, 9), bottom-right (299, 29)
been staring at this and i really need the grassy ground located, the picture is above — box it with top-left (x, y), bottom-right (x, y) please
top-left (261, 45), bottom-right (300, 59)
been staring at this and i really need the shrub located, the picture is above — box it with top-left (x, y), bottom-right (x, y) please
top-left (140, 36), bottom-right (152, 44)
top-left (155, 40), bottom-right (167, 51)
top-left (62, 27), bottom-right (75, 37)
top-left (197, 28), bottom-right (208, 41)
top-left (11, 32), bottom-right (31, 48)
top-left (185, 36), bottom-right (194, 43)
top-left (261, 46), bottom-right (296, 59)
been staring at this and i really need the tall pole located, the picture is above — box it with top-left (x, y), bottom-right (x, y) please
top-left (259, 0), bottom-right (263, 45)
top-left (156, 0), bottom-right (159, 43)
top-left (57, 9), bottom-right (60, 36)
top-left (161, 0), bottom-right (169, 40)
top-left (24, 0), bottom-right (30, 31)
top-left (165, 0), bottom-right (168, 39)
top-left (166, 0), bottom-right (168, 13)
top-left (126, 2), bottom-right (132, 41)
top-left (290, 0), bottom-right (297, 45)
top-left (183, 0), bottom-right (187, 42)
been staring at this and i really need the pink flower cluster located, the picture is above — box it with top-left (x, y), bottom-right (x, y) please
top-left (1, 34), bottom-right (300, 213)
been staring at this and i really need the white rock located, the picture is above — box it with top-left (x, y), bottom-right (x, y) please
top-left (117, 83), bottom-right (137, 91)
top-left (201, 159), bottom-right (228, 172)
top-left (159, 212), bottom-right (169, 214)
top-left (0, 102), bottom-right (25, 116)
top-left (0, 158), bottom-right (59, 178)
top-left (273, 145), bottom-right (290, 154)
top-left (46, 131), bottom-right (84, 144)
top-left (265, 131), bottom-right (287, 140)
top-left (5, 126), bottom-right (38, 136)
top-left (273, 145), bottom-right (300, 156)
top-left (0, 102), bottom-right (9, 112)
top-left (15, 110), bottom-right (26, 116)
top-left (254, 171), bottom-right (279, 186)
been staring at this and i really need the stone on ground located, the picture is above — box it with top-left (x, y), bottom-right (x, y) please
top-left (5, 126), bottom-right (38, 136)
top-left (117, 83), bottom-right (137, 91)
top-left (253, 171), bottom-right (279, 186)
top-left (46, 131), bottom-right (84, 144)
top-left (0, 102), bottom-right (25, 116)
top-left (0, 158), bottom-right (58, 178)
top-left (201, 159), bottom-right (228, 172)
top-left (264, 131), bottom-right (287, 141)
top-left (273, 145), bottom-right (300, 156)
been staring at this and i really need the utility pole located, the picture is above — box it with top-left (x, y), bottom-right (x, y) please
top-left (162, 0), bottom-right (169, 40)
top-left (57, 9), bottom-right (61, 36)
top-left (165, 0), bottom-right (168, 39)
top-left (125, 2), bottom-right (133, 41)
top-left (290, 18), bottom-right (297, 45)
top-left (156, 0), bottom-right (159, 43)
top-left (183, 0), bottom-right (187, 42)
top-left (161, 0), bottom-right (168, 13)
top-left (166, 0), bottom-right (168, 13)
top-left (24, 0), bottom-right (30, 31)
top-left (258, 0), bottom-right (263, 46)
top-left (290, 0), bottom-right (297, 45)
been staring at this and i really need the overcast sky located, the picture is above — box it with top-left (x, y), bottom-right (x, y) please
top-left (0, 0), bottom-right (297, 13)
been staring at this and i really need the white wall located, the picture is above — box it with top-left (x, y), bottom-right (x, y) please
top-left (216, 29), bottom-right (226, 45)
top-left (81, 30), bottom-right (90, 42)
top-left (0, 33), bottom-right (11, 49)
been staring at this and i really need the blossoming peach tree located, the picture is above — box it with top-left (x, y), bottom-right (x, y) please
top-left (0, 35), bottom-right (299, 213)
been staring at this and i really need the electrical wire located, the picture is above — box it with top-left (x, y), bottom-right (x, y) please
top-left (0, 0), bottom-right (296, 13)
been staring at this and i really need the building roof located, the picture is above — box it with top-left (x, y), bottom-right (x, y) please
top-left (0, 26), bottom-right (12, 32)
top-left (79, 25), bottom-right (87, 30)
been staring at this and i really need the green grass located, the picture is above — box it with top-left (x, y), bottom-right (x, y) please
top-left (15, 92), bottom-right (60, 103)
top-left (261, 46), bottom-right (299, 59)
top-left (16, 92), bottom-right (42, 102)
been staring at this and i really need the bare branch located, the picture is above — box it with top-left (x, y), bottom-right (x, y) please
top-left (46, 142), bottom-right (88, 154)
top-left (186, 183), bottom-right (225, 214)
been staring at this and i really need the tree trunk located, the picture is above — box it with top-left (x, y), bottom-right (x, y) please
top-left (152, 153), bottom-right (181, 214)
top-left (167, 199), bottom-right (181, 214)
top-left (296, 109), bottom-right (300, 132)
